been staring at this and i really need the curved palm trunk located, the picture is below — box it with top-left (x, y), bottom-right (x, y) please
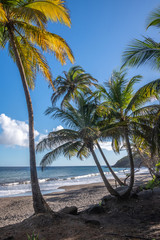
top-left (8, 26), bottom-right (51, 214)
top-left (96, 142), bottom-right (125, 186)
top-left (122, 128), bottom-right (134, 198)
top-left (90, 146), bottom-right (119, 197)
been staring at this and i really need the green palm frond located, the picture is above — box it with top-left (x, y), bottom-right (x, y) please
top-left (36, 129), bottom-right (79, 152)
top-left (100, 121), bottom-right (127, 141)
top-left (45, 104), bottom-right (84, 129)
top-left (122, 37), bottom-right (160, 69)
top-left (126, 79), bottom-right (160, 113)
top-left (122, 75), bottom-right (142, 106)
top-left (111, 137), bottom-right (121, 153)
top-left (63, 140), bottom-right (83, 159)
top-left (0, 25), bottom-right (9, 48)
top-left (130, 105), bottom-right (160, 117)
top-left (77, 143), bottom-right (90, 160)
top-left (146, 7), bottom-right (160, 29)
top-left (40, 141), bottom-right (74, 169)
top-left (50, 65), bottom-right (97, 107)
top-left (37, 95), bottom-right (101, 167)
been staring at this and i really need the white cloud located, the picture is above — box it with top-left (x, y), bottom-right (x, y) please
top-left (37, 133), bottom-right (47, 143)
top-left (36, 125), bottom-right (64, 144)
top-left (0, 114), bottom-right (64, 148)
top-left (53, 125), bottom-right (64, 131)
top-left (0, 114), bottom-right (39, 147)
top-left (98, 141), bottom-right (112, 151)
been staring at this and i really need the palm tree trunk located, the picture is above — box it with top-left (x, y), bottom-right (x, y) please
top-left (90, 146), bottom-right (119, 197)
top-left (8, 25), bottom-right (51, 214)
top-left (122, 128), bottom-right (134, 198)
top-left (96, 141), bottom-right (125, 186)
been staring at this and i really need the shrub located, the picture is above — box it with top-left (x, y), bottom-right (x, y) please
top-left (145, 176), bottom-right (160, 190)
top-left (27, 233), bottom-right (39, 240)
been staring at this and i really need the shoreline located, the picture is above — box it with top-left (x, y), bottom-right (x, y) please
top-left (0, 173), bottom-right (151, 228)
top-left (0, 169), bottom-right (149, 198)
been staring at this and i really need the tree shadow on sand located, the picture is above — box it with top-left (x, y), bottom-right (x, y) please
top-left (1, 190), bottom-right (160, 240)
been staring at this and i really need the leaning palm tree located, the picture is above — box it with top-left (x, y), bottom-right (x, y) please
top-left (96, 70), bottom-right (160, 197)
top-left (51, 65), bottom-right (98, 107)
top-left (0, 0), bottom-right (74, 213)
top-left (37, 95), bottom-right (120, 197)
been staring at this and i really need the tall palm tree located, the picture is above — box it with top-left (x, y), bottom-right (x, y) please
top-left (96, 70), bottom-right (160, 197)
top-left (51, 65), bottom-right (98, 107)
top-left (37, 95), bottom-right (120, 197)
top-left (0, 0), bottom-right (74, 213)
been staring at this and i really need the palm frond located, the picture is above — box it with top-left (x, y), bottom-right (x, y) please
top-left (14, 21), bottom-right (74, 64)
top-left (111, 137), bottom-right (121, 153)
top-left (50, 65), bottom-right (97, 107)
top-left (24, 0), bottom-right (71, 27)
top-left (0, 3), bottom-right (7, 23)
top-left (122, 75), bottom-right (142, 106)
top-left (0, 25), bottom-right (9, 48)
top-left (126, 79), bottom-right (160, 113)
top-left (10, 35), bottom-right (53, 89)
top-left (63, 140), bottom-right (83, 159)
top-left (45, 104), bottom-right (84, 129)
top-left (12, 7), bottom-right (47, 28)
top-left (122, 37), bottom-right (160, 69)
top-left (146, 7), bottom-right (160, 29)
top-left (77, 143), bottom-right (90, 160)
top-left (36, 129), bottom-right (79, 152)
top-left (130, 105), bottom-right (160, 117)
top-left (40, 141), bottom-right (74, 168)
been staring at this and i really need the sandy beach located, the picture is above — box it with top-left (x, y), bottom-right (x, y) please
top-left (0, 173), bottom-right (151, 228)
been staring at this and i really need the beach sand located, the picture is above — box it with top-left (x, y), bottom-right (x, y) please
top-left (1, 173), bottom-right (160, 239)
top-left (0, 173), bottom-right (151, 228)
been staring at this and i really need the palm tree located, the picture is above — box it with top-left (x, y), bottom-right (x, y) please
top-left (50, 67), bottom-right (124, 185)
top-left (121, 7), bottom-right (160, 180)
top-left (0, 0), bottom-right (74, 213)
top-left (51, 65), bottom-right (98, 107)
top-left (96, 70), bottom-right (160, 197)
top-left (37, 95), bottom-right (120, 197)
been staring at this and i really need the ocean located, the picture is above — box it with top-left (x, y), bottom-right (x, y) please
top-left (0, 166), bottom-right (148, 197)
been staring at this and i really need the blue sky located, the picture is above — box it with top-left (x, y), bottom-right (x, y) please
top-left (0, 0), bottom-right (160, 166)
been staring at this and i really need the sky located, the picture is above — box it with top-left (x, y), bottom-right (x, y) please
top-left (0, 0), bottom-right (160, 167)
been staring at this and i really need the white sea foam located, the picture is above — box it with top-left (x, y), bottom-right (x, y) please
top-left (0, 167), bottom-right (150, 197)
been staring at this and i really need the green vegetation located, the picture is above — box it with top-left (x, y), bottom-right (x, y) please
top-left (145, 176), bottom-right (160, 190)
top-left (122, 4), bottom-right (160, 180)
top-left (112, 154), bottom-right (144, 168)
top-left (51, 65), bottom-right (98, 108)
top-left (37, 67), bottom-right (160, 198)
top-left (27, 233), bottom-right (39, 240)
